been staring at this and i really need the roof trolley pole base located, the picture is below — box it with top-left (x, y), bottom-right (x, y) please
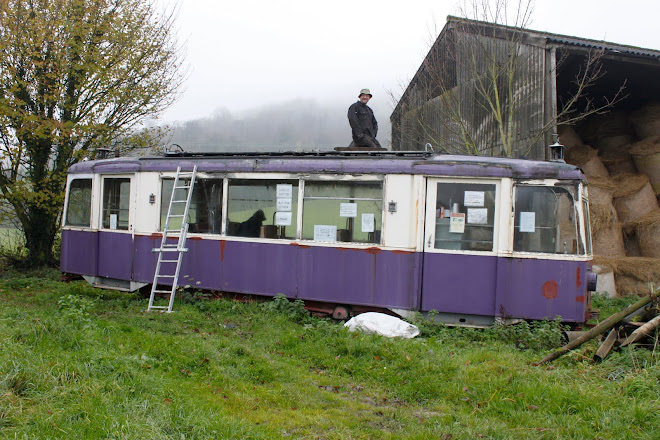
top-left (147, 165), bottom-right (197, 313)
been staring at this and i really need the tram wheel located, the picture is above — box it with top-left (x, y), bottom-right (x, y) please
top-left (332, 305), bottom-right (350, 320)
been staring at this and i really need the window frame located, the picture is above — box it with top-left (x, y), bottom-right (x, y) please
top-left (100, 175), bottom-right (134, 232)
top-left (63, 175), bottom-right (95, 229)
top-left (424, 177), bottom-right (501, 255)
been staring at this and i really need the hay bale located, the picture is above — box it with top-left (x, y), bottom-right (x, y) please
top-left (630, 102), bottom-right (660, 139)
top-left (629, 136), bottom-right (660, 196)
top-left (557, 124), bottom-right (583, 149)
top-left (593, 134), bottom-right (636, 156)
top-left (593, 256), bottom-right (660, 296)
top-left (600, 149), bottom-right (637, 175)
top-left (622, 227), bottom-right (642, 257)
top-left (592, 224), bottom-right (626, 257)
top-left (578, 111), bottom-right (633, 144)
top-left (612, 173), bottom-right (658, 223)
top-left (565, 145), bottom-right (609, 177)
top-left (628, 209), bottom-right (660, 258)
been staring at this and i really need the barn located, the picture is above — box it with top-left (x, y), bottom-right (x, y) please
top-left (391, 16), bottom-right (660, 296)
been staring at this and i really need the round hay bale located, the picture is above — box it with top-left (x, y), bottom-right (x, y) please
top-left (565, 145), bottom-right (609, 177)
top-left (578, 111), bottom-right (632, 144)
top-left (593, 134), bottom-right (636, 155)
top-left (592, 224), bottom-right (626, 257)
top-left (557, 124), bottom-right (583, 149)
top-left (615, 275), bottom-right (653, 296)
top-left (630, 102), bottom-right (660, 139)
top-left (628, 209), bottom-right (660, 258)
top-left (622, 227), bottom-right (642, 257)
top-left (612, 173), bottom-right (658, 223)
top-left (629, 136), bottom-right (660, 195)
top-left (600, 149), bottom-right (637, 175)
top-left (589, 203), bottom-right (618, 236)
top-left (597, 256), bottom-right (660, 296)
top-left (587, 176), bottom-right (616, 206)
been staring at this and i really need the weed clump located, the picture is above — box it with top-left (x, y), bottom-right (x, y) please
top-left (262, 293), bottom-right (313, 324)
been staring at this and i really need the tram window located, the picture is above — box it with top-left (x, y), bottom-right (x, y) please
top-left (226, 179), bottom-right (299, 239)
top-left (514, 186), bottom-right (580, 254)
top-left (65, 179), bottom-right (92, 227)
top-left (302, 181), bottom-right (382, 243)
top-left (102, 178), bottom-right (130, 230)
top-left (433, 183), bottom-right (496, 251)
top-left (160, 178), bottom-right (223, 234)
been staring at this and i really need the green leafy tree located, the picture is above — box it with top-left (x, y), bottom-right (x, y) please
top-left (0, 0), bottom-right (184, 266)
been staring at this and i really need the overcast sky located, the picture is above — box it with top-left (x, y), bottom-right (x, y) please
top-left (155, 0), bottom-right (660, 123)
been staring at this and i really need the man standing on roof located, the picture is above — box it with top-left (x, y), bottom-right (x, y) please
top-left (348, 88), bottom-right (381, 148)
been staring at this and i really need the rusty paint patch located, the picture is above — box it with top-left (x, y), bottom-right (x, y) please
top-left (188, 236), bottom-right (202, 241)
top-left (289, 242), bottom-right (311, 249)
top-left (576, 266), bottom-right (582, 289)
top-left (542, 281), bottom-right (558, 299)
top-left (364, 247), bottom-right (382, 255)
top-left (220, 240), bottom-right (226, 261)
top-left (392, 249), bottom-right (415, 255)
top-left (148, 233), bottom-right (163, 239)
top-left (576, 296), bottom-right (585, 303)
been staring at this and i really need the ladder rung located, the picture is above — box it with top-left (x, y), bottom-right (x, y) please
top-left (156, 275), bottom-right (176, 278)
top-left (169, 214), bottom-right (185, 217)
top-left (171, 200), bottom-right (187, 203)
top-left (148, 306), bottom-right (170, 310)
top-left (152, 290), bottom-right (173, 294)
top-left (159, 260), bottom-right (179, 263)
top-left (175, 185), bottom-right (191, 189)
top-left (153, 248), bottom-right (188, 253)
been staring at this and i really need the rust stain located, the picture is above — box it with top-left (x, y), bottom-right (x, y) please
top-left (220, 240), bottom-right (226, 261)
top-left (575, 296), bottom-right (585, 303)
top-left (188, 236), bottom-right (202, 241)
top-left (576, 266), bottom-right (582, 289)
top-left (148, 233), bottom-right (163, 239)
top-left (289, 242), bottom-right (311, 249)
top-left (392, 250), bottom-right (415, 255)
top-left (364, 247), bottom-right (382, 255)
top-left (542, 281), bottom-right (558, 299)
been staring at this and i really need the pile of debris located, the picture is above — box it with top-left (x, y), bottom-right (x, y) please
top-left (537, 285), bottom-right (659, 364)
top-left (560, 102), bottom-right (660, 296)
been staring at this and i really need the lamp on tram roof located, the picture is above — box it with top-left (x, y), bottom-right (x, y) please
top-left (548, 138), bottom-right (565, 162)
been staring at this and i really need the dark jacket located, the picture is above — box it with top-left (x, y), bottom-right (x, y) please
top-left (348, 101), bottom-right (378, 144)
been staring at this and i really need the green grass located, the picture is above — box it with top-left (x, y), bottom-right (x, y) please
top-left (0, 270), bottom-right (659, 439)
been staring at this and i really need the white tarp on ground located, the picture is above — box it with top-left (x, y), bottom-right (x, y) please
top-left (344, 312), bottom-right (420, 339)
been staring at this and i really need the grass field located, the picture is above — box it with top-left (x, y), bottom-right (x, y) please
top-left (0, 268), bottom-right (659, 439)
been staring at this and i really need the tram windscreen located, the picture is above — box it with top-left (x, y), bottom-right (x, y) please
top-left (65, 178), bottom-right (92, 227)
top-left (514, 185), bottom-right (582, 254)
top-left (102, 178), bottom-right (130, 230)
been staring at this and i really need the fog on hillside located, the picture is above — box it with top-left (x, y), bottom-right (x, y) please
top-left (168, 100), bottom-right (392, 153)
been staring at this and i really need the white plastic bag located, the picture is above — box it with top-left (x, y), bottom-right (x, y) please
top-left (344, 312), bottom-right (419, 339)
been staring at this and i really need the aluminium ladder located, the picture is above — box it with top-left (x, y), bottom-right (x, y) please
top-left (147, 165), bottom-right (197, 312)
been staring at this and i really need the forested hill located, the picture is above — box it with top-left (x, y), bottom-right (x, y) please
top-left (168, 99), bottom-right (392, 152)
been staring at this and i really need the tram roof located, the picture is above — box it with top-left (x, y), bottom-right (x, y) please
top-left (68, 151), bottom-right (586, 181)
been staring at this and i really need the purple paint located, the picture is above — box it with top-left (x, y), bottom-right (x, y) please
top-left (68, 154), bottom-right (586, 181)
top-left (61, 230), bottom-right (590, 322)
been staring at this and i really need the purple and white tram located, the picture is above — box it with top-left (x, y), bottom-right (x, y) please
top-left (60, 151), bottom-right (597, 326)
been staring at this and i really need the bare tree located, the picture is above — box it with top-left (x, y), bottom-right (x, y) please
top-left (390, 0), bottom-right (625, 158)
top-left (0, 0), bottom-right (185, 266)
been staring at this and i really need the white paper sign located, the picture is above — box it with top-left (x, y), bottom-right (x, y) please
top-left (361, 213), bottom-right (375, 232)
top-left (313, 225), bottom-right (337, 242)
top-left (276, 184), bottom-right (293, 198)
top-left (276, 198), bottom-right (292, 211)
top-left (340, 203), bottom-right (358, 218)
top-left (467, 208), bottom-right (488, 224)
top-left (520, 211), bottom-right (536, 233)
top-left (449, 213), bottom-right (465, 233)
top-left (464, 191), bottom-right (485, 207)
top-left (275, 212), bottom-right (292, 226)
top-left (110, 214), bottom-right (118, 230)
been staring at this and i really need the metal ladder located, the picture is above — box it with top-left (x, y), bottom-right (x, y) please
top-left (147, 165), bottom-right (197, 312)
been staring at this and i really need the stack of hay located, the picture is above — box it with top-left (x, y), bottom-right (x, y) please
top-left (560, 103), bottom-right (660, 297)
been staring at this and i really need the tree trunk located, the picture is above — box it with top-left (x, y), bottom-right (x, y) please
top-left (23, 206), bottom-right (59, 267)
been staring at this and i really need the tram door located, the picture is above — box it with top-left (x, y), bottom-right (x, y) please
top-left (97, 176), bottom-right (135, 280)
top-left (421, 178), bottom-right (500, 320)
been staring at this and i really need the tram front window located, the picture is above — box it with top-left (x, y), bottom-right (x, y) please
top-left (102, 178), bottom-right (130, 230)
top-left (65, 178), bottom-right (92, 227)
top-left (514, 185), bottom-right (581, 254)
